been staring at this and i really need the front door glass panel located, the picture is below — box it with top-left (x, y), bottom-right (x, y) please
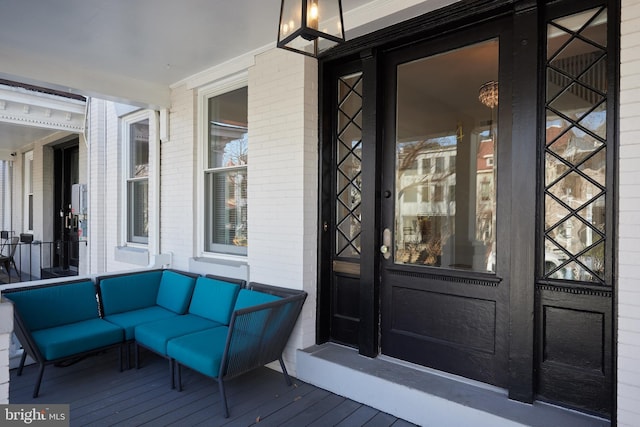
top-left (395, 39), bottom-right (499, 272)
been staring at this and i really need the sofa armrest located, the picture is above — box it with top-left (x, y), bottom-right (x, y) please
top-left (4, 298), bottom-right (45, 365)
top-left (220, 290), bottom-right (306, 380)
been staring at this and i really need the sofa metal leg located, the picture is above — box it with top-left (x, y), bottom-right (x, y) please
top-left (118, 345), bottom-right (123, 372)
top-left (177, 363), bottom-right (182, 392)
top-left (279, 357), bottom-right (292, 386)
top-left (134, 344), bottom-right (140, 369)
top-left (169, 359), bottom-right (175, 389)
top-left (33, 363), bottom-right (45, 398)
top-left (125, 342), bottom-right (131, 370)
top-left (17, 351), bottom-right (27, 376)
top-left (219, 379), bottom-right (229, 418)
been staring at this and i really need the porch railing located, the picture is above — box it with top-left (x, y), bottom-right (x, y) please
top-left (0, 239), bottom-right (79, 284)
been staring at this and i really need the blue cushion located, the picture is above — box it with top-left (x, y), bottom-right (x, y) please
top-left (100, 270), bottom-right (163, 315)
top-left (233, 289), bottom-right (281, 311)
top-left (104, 306), bottom-right (179, 340)
top-left (166, 327), bottom-right (229, 378)
top-left (7, 280), bottom-right (99, 331)
top-left (156, 271), bottom-right (197, 314)
top-left (134, 314), bottom-right (223, 355)
top-left (31, 318), bottom-right (123, 360)
top-left (187, 277), bottom-right (240, 324)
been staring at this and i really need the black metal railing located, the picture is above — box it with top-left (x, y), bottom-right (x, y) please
top-left (0, 238), bottom-right (79, 284)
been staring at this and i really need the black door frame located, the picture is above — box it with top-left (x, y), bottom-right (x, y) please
top-left (317, 0), bottom-right (616, 417)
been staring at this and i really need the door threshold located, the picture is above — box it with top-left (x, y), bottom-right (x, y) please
top-left (297, 343), bottom-right (610, 427)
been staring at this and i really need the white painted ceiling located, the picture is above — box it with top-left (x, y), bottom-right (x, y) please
top-left (0, 0), bottom-right (459, 157)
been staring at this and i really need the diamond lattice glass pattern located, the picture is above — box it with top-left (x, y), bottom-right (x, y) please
top-left (544, 6), bottom-right (607, 283)
top-left (335, 73), bottom-right (363, 258)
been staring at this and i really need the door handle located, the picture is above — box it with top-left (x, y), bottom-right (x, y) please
top-left (381, 228), bottom-right (391, 260)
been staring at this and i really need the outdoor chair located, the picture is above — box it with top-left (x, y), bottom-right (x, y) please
top-left (0, 235), bottom-right (20, 280)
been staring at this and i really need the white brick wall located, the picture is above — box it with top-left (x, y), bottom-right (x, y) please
top-left (248, 48), bottom-right (319, 373)
top-left (618, 1), bottom-right (640, 425)
top-left (89, 100), bottom-right (165, 274)
top-left (160, 84), bottom-right (196, 271)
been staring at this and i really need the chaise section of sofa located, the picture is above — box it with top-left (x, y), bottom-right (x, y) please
top-left (4, 279), bottom-right (125, 398)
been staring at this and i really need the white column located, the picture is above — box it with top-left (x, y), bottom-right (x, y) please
top-left (247, 48), bottom-right (319, 374)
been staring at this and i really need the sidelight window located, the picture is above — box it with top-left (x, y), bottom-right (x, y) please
top-left (335, 72), bottom-right (363, 259)
top-left (543, 6), bottom-right (608, 284)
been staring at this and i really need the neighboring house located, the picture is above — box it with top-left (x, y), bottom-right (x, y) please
top-left (2, 0), bottom-right (640, 425)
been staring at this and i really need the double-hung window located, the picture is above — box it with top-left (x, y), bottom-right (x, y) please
top-left (124, 115), bottom-right (149, 245)
top-left (204, 86), bottom-right (248, 255)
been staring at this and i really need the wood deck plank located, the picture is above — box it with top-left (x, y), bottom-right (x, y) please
top-left (307, 399), bottom-right (363, 426)
top-left (9, 350), bottom-right (414, 427)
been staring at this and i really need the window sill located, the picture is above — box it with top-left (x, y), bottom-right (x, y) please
top-left (114, 246), bottom-right (149, 266)
top-left (189, 256), bottom-right (249, 282)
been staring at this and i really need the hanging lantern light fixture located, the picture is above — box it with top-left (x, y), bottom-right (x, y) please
top-left (277, 0), bottom-right (346, 57)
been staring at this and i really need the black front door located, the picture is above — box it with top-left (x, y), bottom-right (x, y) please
top-left (52, 141), bottom-right (79, 273)
top-left (379, 23), bottom-right (512, 387)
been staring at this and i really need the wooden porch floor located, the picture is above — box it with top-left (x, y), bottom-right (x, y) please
top-left (9, 349), bottom-right (417, 427)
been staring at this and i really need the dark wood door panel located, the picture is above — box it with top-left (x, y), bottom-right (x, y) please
top-left (382, 271), bottom-right (508, 386)
top-left (330, 272), bottom-right (360, 347)
top-left (535, 285), bottom-right (613, 415)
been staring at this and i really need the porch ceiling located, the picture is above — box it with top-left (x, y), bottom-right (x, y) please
top-left (0, 0), bottom-right (459, 157)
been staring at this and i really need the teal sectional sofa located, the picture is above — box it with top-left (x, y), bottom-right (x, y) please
top-left (5, 269), bottom-right (306, 418)
top-left (5, 279), bottom-right (125, 398)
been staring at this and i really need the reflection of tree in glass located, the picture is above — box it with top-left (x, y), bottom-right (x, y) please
top-left (222, 134), bottom-right (248, 167)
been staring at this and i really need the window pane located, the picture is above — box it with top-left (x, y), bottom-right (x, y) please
top-left (208, 87), bottom-right (248, 169)
top-left (28, 194), bottom-right (33, 231)
top-left (130, 119), bottom-right (149, 178)
top-left (128, 180), bottom-right (148, 243)
top-left (205, 86), bottom-right (248, 255)
top-left (544, 7), bottom-right (607, 283)
top-left (336, 72), bottom-right (363, 258)
top-left (205, 169), bottom-right (248, 255)
top-left (395, 39), bottom-right (498, 272)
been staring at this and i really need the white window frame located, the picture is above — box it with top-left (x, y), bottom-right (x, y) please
top-left (121, 110), bottom-right (157, 248)
top-left (197, 72), bottom-right (248, 260)
top-left (23, 150), bottom-right (33, 233)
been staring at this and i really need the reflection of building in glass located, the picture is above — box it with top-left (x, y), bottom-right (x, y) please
top-left (396, 140), bottom-right (457, 266)
top-left (395, 130), bottom-right (497, 272)
top-left (476, 138), bottom-right (494, 246)
top-left (544, 120), bottom-right (606, 281)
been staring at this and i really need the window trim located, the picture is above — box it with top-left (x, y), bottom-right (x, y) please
top-left (121, 110), bottom-right (156, 248)
top-left (197, 72), bottom-right (249, 260)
